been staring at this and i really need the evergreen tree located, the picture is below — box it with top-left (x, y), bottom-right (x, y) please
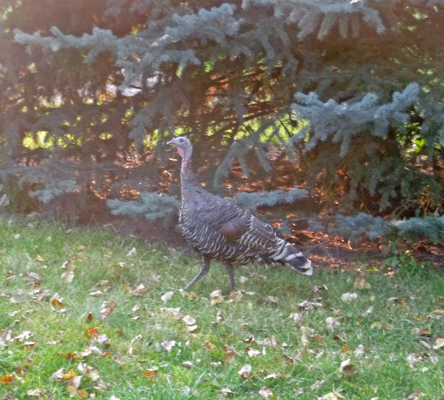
top-left (2, 0), bottom-right (444, 241)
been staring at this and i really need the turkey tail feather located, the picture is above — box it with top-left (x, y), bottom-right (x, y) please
top-left (269, 241), bottom-right (313, 276)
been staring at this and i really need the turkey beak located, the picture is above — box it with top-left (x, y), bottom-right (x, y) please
top-left (167, 139), bottom-right (174, 145)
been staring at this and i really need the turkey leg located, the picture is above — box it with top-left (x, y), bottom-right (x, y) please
top-left (223, 263), bottom-right (236, 293)
top-left (185, 255), bottom-right (211, 291)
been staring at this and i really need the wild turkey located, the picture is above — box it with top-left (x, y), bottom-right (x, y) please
top-left (168, 136), bottom-right (313, 292)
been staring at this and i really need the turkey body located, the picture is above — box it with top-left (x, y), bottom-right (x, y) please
top-left (168, 136), bottom-right (313, 292)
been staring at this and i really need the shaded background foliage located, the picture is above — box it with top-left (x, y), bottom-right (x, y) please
top-left (1, 0), bottom-right (444, 242)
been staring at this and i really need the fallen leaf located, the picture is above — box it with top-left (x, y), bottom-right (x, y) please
top-left (246, 347), bottom-right (260, 357)
top-left (127, 247), bottom-right (137, 256)
top-left (161, 340), bottom-right (176, 353)
top-left (186, 324), bottom-right (198, 332)
top-left (205, 341), bottom-right (216, 351)
top-left (220, 388), bottom-right (234, 395)
top-left (318, 391), bottom-right (345, 400)
top-left (407, 353), bottom-right (425, 368)
top-left (23, 272), bottom-right (42, 283)
top-left (238, 364), bottom-right (253, 379)
top-left (364, 306), bottom-right (374, 316)
top-left (243, 335), bottom-right (255, 343)
top-left (295, 387), bottom-right (304, 396)
top-left (161, 291), bottom-right (174, 304)
top-left (50, 293), bottom-right (65, 310)
top-left (182, 315), bottom-right (196, 326)
top-left (406, 389), bottom-right (422, 400)
top-left (132, 284), bottom-right (147, 297)
top-left (86, 327), bottom-right (98, 338)
top-left (58, 352), bottom-right (77, 360)
top-left (339, 359), bottom-right (354, 378)
top-left (1, 375), bottom-right (15, 385)
top-left (161, 307), bottom-right (183, 320)
top-left (26, 388), bottom-right (43, 397)
top-left (91, 280), bottom-right (111, 293)
top-left (354, 344), bottom-right (365, 357)
top-left (210, 289), bottom-right (224, 304)
top-left (223, 345), bottom-right (236, 355)
top-left (97, 333), bottom-right (109, 347)
top-left (354, 278), bottom-right (371, 290)
top-left (261, 336), bottom-right (277, 347)
top-left (282, 354), bottom-right (294, 364)
top-left (313, 284), bottom-right (328, 293)
top-left (433, 337), bottom-right (444, 350)
top-left (100, 301), bottom-right (117, 319)
top-left (14, 331), bottom-right (32, 342)
top-left (326, 317), bottom-right (340, 331)
top-left (292, 313), bottom-right (304, 327)
top-left (258, 386), bottom-right (274, 398)
top-left (265, 296), bottom-right (279, 304)
top-left (229, 291), bottom-right (243, 302)
top-left (141, 368), bottom-right (157, 381)
top-left (298, 300), bottom-right (323, 310)
top-left (341, 293), bottom-right (358, 302)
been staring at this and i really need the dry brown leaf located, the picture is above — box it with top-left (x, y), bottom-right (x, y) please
top-left (338, 359), bottom-right (354, 378)
top-left (354, 278), bottom-right (371, 290)
top-left (223, 345), bottom-right (236, 355)
top-left (238, 364), bottom-right (253, 379)
top-left (243, 335), bottom-right (255, 343)
top-left (1, 375), bottom-right (15, 385)
top-left (132, 284), bottom-right (147, 297)
top-left (100, 301), bottom-right (117, 319)
top-left (258, 386), bottom-right (274, 398)
top-left (210, 289), bottom-right (224, 304)
top-left (414, 328), bottom-right (431, 337)
top-left (245, 347), bottom-right (260, 357)
top-left (58, 352), bottom-right (77, 360)
top-left (229, 291), bottom-right (243, 302)
top-left (282, 354), bottom-right (294, 364)
top-left (204, 341), bottom-right (216, 351)
top-left (220, 388), bottom-right (234, 395)
top-left (141, 368), bottom-right (157, 381)
top-left (23, 272), bottom-right (42, 283)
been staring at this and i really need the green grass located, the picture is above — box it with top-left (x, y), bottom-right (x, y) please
top-left (0, 216), bottom-right (444, 399)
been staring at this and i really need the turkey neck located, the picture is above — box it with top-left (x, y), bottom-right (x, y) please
top-left (179, 147), bottom-right (203, 203)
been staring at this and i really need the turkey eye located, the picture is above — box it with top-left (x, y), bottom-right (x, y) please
top-left (179, 138), bottom-right (184, 143)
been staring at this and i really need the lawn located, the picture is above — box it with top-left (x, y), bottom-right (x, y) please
top-left (0, 215), bottom-right (443, 399)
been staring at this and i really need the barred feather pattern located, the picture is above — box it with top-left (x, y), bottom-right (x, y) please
top-left (168, 136), bottom-right (312, 291)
